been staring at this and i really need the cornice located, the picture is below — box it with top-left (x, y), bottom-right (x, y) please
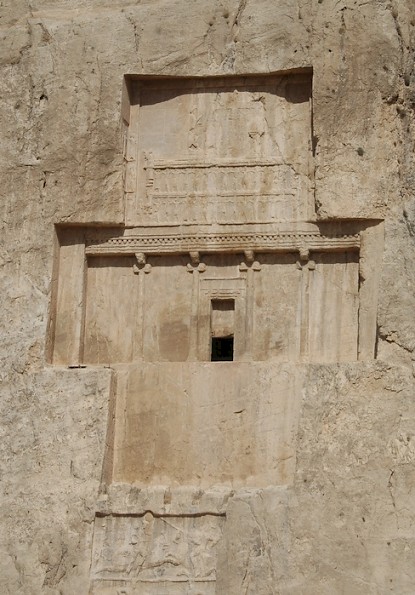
top-left (85, 229), bottom-right (360, 256)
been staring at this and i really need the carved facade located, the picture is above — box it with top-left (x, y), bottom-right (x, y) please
top-left (47, 72), bottom-right (383, 593)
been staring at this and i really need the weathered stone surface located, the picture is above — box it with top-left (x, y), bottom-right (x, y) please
top-left (217, 364), bottom-right (415, 594)
top-left (0, 368), bottom-right (112, 594)
top-left (1, 0), bottom-right (415, 593)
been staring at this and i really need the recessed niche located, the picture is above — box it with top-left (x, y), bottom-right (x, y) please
top-left (211, 299), bottom-right (235, 361)
top-left (211, 337), bottom-right (234, 361)
top-left (122, 72), bottom-right (314, 225)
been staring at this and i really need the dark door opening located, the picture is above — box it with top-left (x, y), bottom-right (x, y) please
top-left (211, 336), bottom-right (234, 361)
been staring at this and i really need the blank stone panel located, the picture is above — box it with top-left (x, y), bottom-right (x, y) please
top-left (139, 89), bottom-right (191, 158)
top-left (112, 363), bottom-right (300, 487)
top-left (52, 231), bottom-right (85, 365)
top-left (211, 300), bottom-right (235, 338)
top-left (83, 256), bottom-right (137, 364)
top-left (308, 252), bottom-right (359, 362)
top-left (142, 256), bottom-right (193, 362)
top-left (253, 254), bottom-right (301, 361)
top-left (202, 253), bottom-right (242, 277)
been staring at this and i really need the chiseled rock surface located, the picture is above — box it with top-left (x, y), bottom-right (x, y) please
top-left (0, 368), bottom-right (112, 594)
top-left (1, 1), bottom-right (415, 593)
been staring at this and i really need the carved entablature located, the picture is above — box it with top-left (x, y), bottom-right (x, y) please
top-left (123, 73), bottom-right (313, 226)
top-left (84, 225), bottom-right (360, 257)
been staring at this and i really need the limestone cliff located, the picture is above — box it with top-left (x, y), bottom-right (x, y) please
top-left (1, 1), bottom-right (415, 593)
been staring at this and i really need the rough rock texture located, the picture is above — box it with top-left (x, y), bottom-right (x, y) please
top-left (1, 1), bottom-right (415, 594)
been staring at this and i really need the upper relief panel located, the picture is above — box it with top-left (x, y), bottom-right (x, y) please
top-left (124, 73), bottom-right (313, 226)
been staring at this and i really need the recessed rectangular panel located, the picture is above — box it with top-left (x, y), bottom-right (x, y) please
top-left (253, 253), bottom-right (301, 361)
top-left (112, 363), bottom-right (301, 487)
top-left (142, 256), bottom-right (193, 362)
top-left (308, 252), bottom-right (359, 362)
top-left (198, 277), bottom-right (247, 361)
top-left (252, 254), bottom-right (301, 361)
top-left (52, 229), bottom-right (85, 365)
top-left (126, 74), bottom-right (312, 225)
top-left (83, 256), bottom-right (137, 364)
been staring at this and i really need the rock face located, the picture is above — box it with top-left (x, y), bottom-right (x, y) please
top-left (1, 1), bottom-right (415, 594)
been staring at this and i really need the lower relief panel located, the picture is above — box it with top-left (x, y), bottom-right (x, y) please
top-left (90, 513), bottom-right (225, 594)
